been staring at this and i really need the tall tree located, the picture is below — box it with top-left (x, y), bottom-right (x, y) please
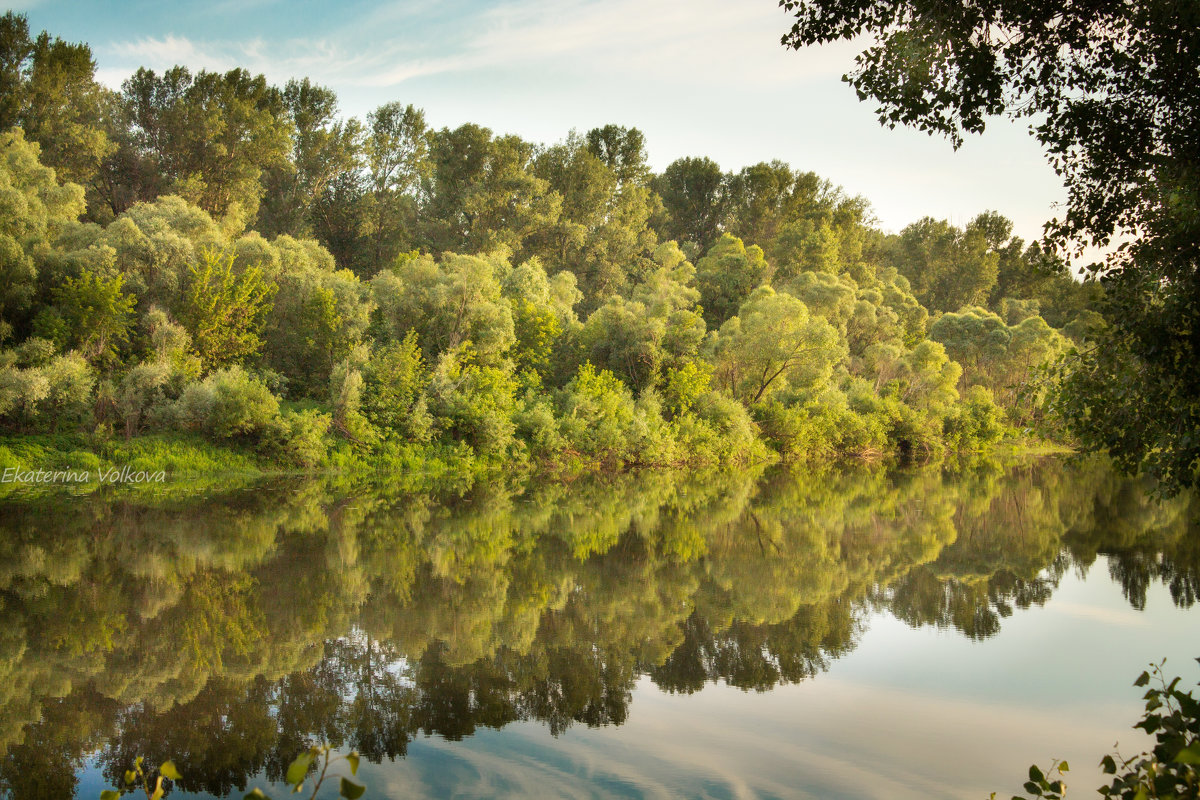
top-left (119, 66), bottom-right (292, 225)
top-left (0, 13), bottom-right (113, 189)
top-left (423, 124), bottom-right (559, 257)
top-left (528, 130), bottom-right (658, 303)
top-left (779, 0), bottom-right (1200, 490)
top-left (652, 156), bottom-right (728, 254)
top-left (890, 215), bottom-right (1001, 313)
top-left (257, 79), bottom-right (361, 240)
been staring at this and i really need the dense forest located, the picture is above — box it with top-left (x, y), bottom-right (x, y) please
top-left (0, 13), bottom-right (1102, 477)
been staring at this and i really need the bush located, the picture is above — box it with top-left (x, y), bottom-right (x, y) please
top-left (362, 331), bottom-right (430, 442)
top-left (514, 392), bottom-right (566, 464)
top-left (557, 363), bottom-right (639, 466)
top-left (260, 408), bottom-right (331, 468)
top-left (943, 385), bottom-right (1006, 451)
top-left (0, 351), bottom-right (94, 432)
top-left (426, 350), bottom-right (518, 457)
top-left (174, 366), bottom-right (280, 440)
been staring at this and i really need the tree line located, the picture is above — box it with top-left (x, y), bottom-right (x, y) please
top-left (0, 12), bottom-right (1102, 475)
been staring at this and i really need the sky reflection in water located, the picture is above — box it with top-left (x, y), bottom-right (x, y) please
top-left (2, 456), bottom-right (1196, 799)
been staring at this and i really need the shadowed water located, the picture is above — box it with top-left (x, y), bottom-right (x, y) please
top-left (0, 457), bottom-right (1197, 799)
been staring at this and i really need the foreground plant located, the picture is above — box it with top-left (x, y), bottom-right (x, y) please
top-left (998, 659), bottom-right (1200, 799)
top-left (246, 744), bottom-right (365, 800)
top-left (100, 757), bottom-right (181, 800)
top-left (102, 745), bottom-right (365, 800)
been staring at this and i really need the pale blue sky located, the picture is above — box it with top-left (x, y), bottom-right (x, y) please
top-left (18, 0), bottom-right (1067, 251)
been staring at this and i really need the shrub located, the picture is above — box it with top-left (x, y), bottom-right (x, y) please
top-left (260, 408), bottom-right (331, 468)
top-left (557, 363), bottom-right (638, 466)
top-left (943, 386), bottom-right (1006, 451)
top-left (426, 349), bottom-right (518, 457)
top-left (175, 366), bottom-right (280, 440)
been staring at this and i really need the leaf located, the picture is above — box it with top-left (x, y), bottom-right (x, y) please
top-left (1134, 671), bottom-right (1150, 687)
top-left (339, 777), bottom-right (366, 799)
top-left (150, 775), bottom-right (164, 800)
top-left (160, 760), bottom-right (182, 781)
top-left (1029, 764), bottom-right (1045, 783)
top-left (346, 751), bottom-right (360, 776)
top-left (1023, 781), bottom-right (1043, 796)
top-left (244, 790), bottom-right (270, 799)
top-left (124, 770), bottom-right (136, 784)
top-left (1057, 761), bottom-right (1068, 772)
top-left (101, 792), bottom-right (120, 800)
top-left (286, 751), bottom-right (314, 787)
top-left (1174, 740), bottom-right (1200, 765)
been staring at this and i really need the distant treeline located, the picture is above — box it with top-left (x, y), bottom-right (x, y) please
top-left (0, 12), bottom-right (1102, 474)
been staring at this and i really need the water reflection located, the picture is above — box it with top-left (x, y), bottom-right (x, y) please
top-left (0, 458), bottom-right (1195, 798)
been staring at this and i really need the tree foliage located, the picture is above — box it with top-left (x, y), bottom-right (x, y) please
top-left (780, 0), bottom-right (1200, 490)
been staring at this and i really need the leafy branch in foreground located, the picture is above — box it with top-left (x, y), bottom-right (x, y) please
top-left (997, 658), bottom-right (1200, 799)
top-left (103, 745), bottom-right (366, 800)
top-left (251, 744), bottom-right (365, 800)
top-left (99, 757), bottom-right (181, 800)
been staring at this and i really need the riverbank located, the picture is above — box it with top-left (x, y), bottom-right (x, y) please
top-left (0, 428), bottom-right (1078, 500)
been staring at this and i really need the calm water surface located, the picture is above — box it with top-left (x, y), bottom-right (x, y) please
top-left (1, 457), bottom-right (1197, 799)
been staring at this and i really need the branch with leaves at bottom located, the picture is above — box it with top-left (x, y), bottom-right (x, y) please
top-left (100, 757), bottom-right (181, 800)
top-left (995, 658), bottom-right (1200, 800)
top-left (102, 745), bottom-right (367, 800)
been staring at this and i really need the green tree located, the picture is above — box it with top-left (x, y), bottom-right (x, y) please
top-left (724, 161), bottom-right (834, 249)
top-left (52, 269), bottom-right (135, 367)
top-left (359, 102), bottom-right (429, 274)
top-left (119, 66), bottom-right (292, 224)
top-left (423, 124), bottom-right (559, 256)
top-left (257, 79), bottom-right (362, 240)
top-left (695, 234), bottom-right (771, 327)
top-left (890, 215), bottom-right (1001, 313)
top-left (371, 250), bottom-right (515, 366)
top-left (0, 13), bottom-right (113, 189)
top-left (652, 156), bottom-right (728, 254)
top-left (179, 249), bottom-right (276, 371)
top-left (528, 130), bottom-right (657, 302)
top-left (779, 0), bottom-right (1200, 491)
top-left (930, 306), bottom-right (1067, 418)
top-left (0, 127), bottom-right (86, 333)
top-left (709, 286), bottom-right (844, 403)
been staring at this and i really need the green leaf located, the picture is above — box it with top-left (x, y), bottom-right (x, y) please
top-left (339, 777), bottom-right (366, 799)
top-left (1134, 671), bottom-right (1150, 687)
top-left (346, 751), bottom-right (360, 776)
top-left (1029, 764), bottom-right (1044, 783)
top-left (160, 761), bottom-right (182, 781)
top-left (286, 751), bottom-right (314, 787)
top-left (1100, 754), bottom-right (1117, 774)
top-left (150, 775), bottom-right (164, 800)
top-left (244, 790), bottom-right (270, 799)
top-left (1023, 781), bottom-right (1043, 796)
top-left (124, 770), bottom-right (136, 784)
top-left (1057, 761), bottom-right (1068, 772)
top-left (1174, 740), bottom-right (1200, 765)
top-left (101, 792), bottom-right (120, 800)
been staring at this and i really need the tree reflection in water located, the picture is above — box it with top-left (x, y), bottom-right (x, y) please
top-left (0, 457), bottom-right (1195, 797)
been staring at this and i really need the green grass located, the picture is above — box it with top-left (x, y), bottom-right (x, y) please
top-left (0, 432), bottom-right (271, 498)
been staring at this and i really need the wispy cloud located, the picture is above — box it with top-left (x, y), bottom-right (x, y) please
top-left (97, 0), bottom-right (851, 92)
